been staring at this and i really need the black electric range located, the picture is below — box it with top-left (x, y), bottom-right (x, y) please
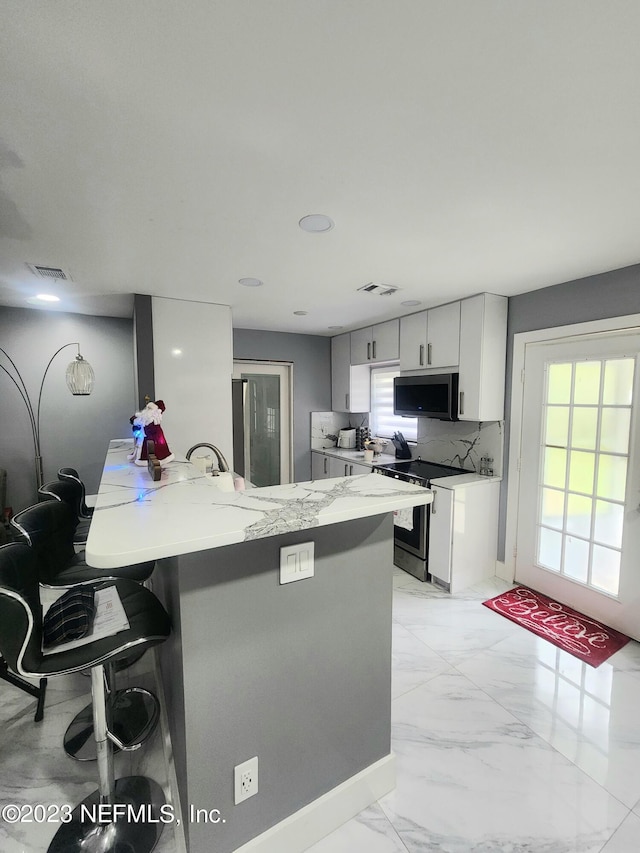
top-left (372, 458), bottom-right (468, 486)
top-left (372, 458), bottom-right (468, 582)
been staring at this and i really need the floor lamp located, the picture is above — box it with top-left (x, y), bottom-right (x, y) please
top-left (0, 343), bottom-right (95, 489)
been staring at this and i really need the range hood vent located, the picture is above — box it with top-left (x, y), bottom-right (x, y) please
top-left (26, 263), bottom-right (72, 281)
top-left (357, 282), bottom-right (400, 296)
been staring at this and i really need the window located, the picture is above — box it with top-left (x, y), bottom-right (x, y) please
top-left (536, 356), bottom-right (634, 596)
top-left (369, 366), bottom-right (417, 441)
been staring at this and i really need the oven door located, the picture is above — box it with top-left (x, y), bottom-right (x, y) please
top-left (394, 501), bottom-right (428, 559)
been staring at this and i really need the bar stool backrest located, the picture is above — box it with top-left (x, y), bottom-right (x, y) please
top-left (38, 479), bottom-right (83, 523)
top-left (11, 501), bottom-right (78, 585)
top-left (58, 468), bottom-right (93, 518)
top-left (0, 542), bottom-right (43, 676)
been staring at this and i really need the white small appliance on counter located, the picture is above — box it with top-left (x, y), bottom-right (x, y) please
top-left (337, 428), bottom-right (356, 448)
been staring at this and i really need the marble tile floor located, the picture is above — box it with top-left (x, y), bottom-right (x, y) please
top-left (3, 571), bottom-right (640, 853)
top-left (307, 571), bottom-right (640, 853)
top-left (0, 650), bottom-right (183, 853)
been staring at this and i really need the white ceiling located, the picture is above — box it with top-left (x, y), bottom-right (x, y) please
top-left (1, 2), bottom-right (639, 334)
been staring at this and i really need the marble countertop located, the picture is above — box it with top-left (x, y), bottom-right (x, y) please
top-left (86, 440), bottom-right (433, 569)
top-left (430, 473), bottom-right (502, 488)
top-left (312, 447), bottom-right (397, 467)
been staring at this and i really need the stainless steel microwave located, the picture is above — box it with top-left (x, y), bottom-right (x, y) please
top-left (394, 373), bottom-right (459, 420)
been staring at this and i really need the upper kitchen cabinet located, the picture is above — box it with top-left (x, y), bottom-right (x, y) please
top-left (458, 293), bottom-right (508, 422)
top-left (350, 319), bottom-right (400, 365)
top-left (331, 333), bottom-right (370, 413)
top-left (399, 302), bottom-right (460, 371)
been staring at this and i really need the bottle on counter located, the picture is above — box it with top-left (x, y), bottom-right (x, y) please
top-left (479, 455), bottom-right (494, 476)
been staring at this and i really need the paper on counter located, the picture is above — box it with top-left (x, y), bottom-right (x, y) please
top-left (394, 507), bottom-right (414, 531)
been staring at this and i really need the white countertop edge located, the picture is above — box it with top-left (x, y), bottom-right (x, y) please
top-left (85, 490), bottom-right (430, 569)
top-left (312, 448), bottom-right (397, 466)
top-left (86, 460), bottom-right (432, 569)
top-left (429, 473), bottom-right (502, 488)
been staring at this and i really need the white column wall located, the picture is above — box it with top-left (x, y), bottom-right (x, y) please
top-left (151, 297), bottom-right (233, 464)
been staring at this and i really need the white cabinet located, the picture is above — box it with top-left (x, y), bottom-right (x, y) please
top-left (457, 293), bottom-right (508, 422)
top-left (331, 333), bottom-right (370, 413)
top-left (351, 319), bottom-right (399, 365)
top-left (347, 460), bottom-right (371, 475)
top-left (399, 311), bottom-right (428, 370)
top-left (312, 451), bottom-right (373, 479)
top-left (427, 302), bottom-right (460, 369)
top-left (312, 451), bottom-right (330, 479)
top-left (429, 479), bottom-right (500, 593)
top-left (329, 456), bottom-right (368, 477)
top-left (399, 303), bottom-right (460, 371)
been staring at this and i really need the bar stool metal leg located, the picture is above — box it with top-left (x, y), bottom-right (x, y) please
top-left (0, 655), bottom-right (47, 722)
top-left (64, 662), bottom-right (160, 761)
top-left (48, 663), bottom-right (167, 852)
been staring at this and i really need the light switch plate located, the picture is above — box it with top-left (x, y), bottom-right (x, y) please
top-left (280, 542), bottom-right (315, 584)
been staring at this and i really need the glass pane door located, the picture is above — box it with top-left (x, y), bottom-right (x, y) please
top-left (537, 357), bottom-right (634, 596)
top-left (232, 361), bottom-right (292, 487)
top-left (244, 372), bottom-right (281, 487)
top-left (516, 331), bottom-right (640, 639)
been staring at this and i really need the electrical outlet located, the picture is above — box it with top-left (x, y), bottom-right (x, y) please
top-left (234, 756), bottom-right (258, 804)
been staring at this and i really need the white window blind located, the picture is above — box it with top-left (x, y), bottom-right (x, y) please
top-left (369, 366), bottom-right (417, 441)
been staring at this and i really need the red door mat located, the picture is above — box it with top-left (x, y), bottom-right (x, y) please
top-left (483, 586), bottom-right (630, 667)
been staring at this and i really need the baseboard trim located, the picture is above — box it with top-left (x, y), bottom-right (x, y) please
top-left (495, 560), bottom-right (513, 583)
top-left (232, 753), bottom-right (396, 853)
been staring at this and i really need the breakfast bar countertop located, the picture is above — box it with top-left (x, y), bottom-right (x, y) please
top-left (85, 439), bottom-right (432, 569)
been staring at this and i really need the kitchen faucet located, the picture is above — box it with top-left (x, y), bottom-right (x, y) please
top-left (185, 443), bottom-right (230, 473)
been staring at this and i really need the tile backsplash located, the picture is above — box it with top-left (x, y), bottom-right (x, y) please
top-left (316, 410), bottom-right (503, 476)
top-left (414, 418), bottom-right (503, 476)
top-left (311, 412), bottom-right (369, 449)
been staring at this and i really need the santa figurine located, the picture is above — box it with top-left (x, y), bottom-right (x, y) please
top-left (128, 399), bottom-right (175, 467)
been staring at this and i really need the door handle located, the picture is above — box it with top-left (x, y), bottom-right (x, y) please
top-left (323, 457), bottom-right (328, 475)
top-left (419, 344), bottom-right (424, 366)
top-left (345, 393), bottom-right (349, 410)
top-left (427, 343), bottom-right (432, 365)
top-left (459, 391), bottom-right (465, 416)
top-left (350, 465), bottom-right (353, 475)
top-left (372, 340), bottom-right (377, 359)
top-left (431, 489), bottom-right (437, 514)
top-left (367, 341), bottom-right (371, 360)
top-left (344, 463), bottom-right (349, 476)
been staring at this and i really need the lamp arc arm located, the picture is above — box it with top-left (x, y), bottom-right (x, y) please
top-left (35, 342), bottom-right (80, 443)
top-left (0, 353), bottom-right (38, 444)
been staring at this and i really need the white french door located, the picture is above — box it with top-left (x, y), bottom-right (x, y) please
top-left (516, 331), bottom-right (640, 639)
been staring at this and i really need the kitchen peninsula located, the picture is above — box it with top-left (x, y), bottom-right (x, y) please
top-left (86, 440), bottom-right (432, 853)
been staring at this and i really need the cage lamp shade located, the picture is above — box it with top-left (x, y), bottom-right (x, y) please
top-left (66, 353), bottom-right (95, 395)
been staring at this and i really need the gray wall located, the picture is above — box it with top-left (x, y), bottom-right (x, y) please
top-left (156, 514), bottom-right (393, 853)
top-left (0, 306), bottom-right (136, 513)
top-left (233, 328), bottom-right (331, 482)
top-left (500, 262), bottom-right (640, 559)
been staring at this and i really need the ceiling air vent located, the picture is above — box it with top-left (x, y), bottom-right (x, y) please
top-left (357, 282), bottom-right (400, 296)
top-left (26, 263), bottom-right (72, 281)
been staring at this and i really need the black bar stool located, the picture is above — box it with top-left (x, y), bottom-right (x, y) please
top-left (0, 654), bottom-right (47, 721)
top-left (11, 500), bottom-right (159, 761)
top-left (58, 467), bottom-right (94, 518)
top-left (0, 542), bottom-right (172, 853)
top-left (38, 479), bottom-right (91, 546)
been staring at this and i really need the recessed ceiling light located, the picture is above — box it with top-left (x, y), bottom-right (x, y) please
top-left (328, 325), bottom-right (343, 329)
top-left (299, 214), bottom-right (334, 233)
top-left (401, 300), bottom-right (422, 307)
top-left (34, 293), bottom-right (60, 302)
top-left (293, 310), bottom-right (308, 316)
top-left (238, 277), bottom-right (263, 287)
top-left (171, 348), bottom-right (183, 356)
